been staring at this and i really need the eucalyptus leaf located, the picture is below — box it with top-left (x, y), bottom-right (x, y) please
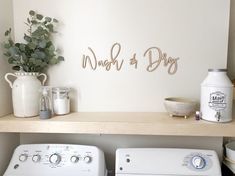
top-left (48, 45), bottom-right (55, 52)
top-left (8, 57), bottom-right (14, 64)
top-left (31, 20), bottom-right (38, 25)
top-left (21, 53), bottom-right (27, 61)
top-left (53, 18), bottom-right (58, 23)
top-left (39, 40), bottom-right (47, 48)
top-left (22, 65), bottom-right (29, 72)
top-left (15, 43), bottom-right (20, 47)
top-left (36, 14), bottom-right (43, 20)
top-left (35, 51), bottom-right (46, 59)
top-left (19, 44), bottom-right (26, 51)
top-left (4, 43), bottom-right (11, 49)
top-left (45, 17), bottom-right (52, 22)
top-left (29, 58), bottom-right (36, 64)
top-left (28, 42), bottom-right (36, 50)
top-left (35, 59), bottom-right (43, 66)
top-left (8, 38), bottom-right (14, 46)
top-left (31, 53), bottom-right (38, 58)
top-left (4, 28), bottom-right (11, 36)
top-left (32, 39), bottom-right (39, 45)
top-left (12, 66), bottom-right (20, 71)
top-left (49, 57), bottom-right (58, 64)
top-left (4, 31), bottom-right (9, 36)
top-left (58, 56), bottom-right (64, 61)
top-left (4, 52), bottom-right (11, 57)
top-left (24, 34), bottom-right (31, 42)
top-left (46, 24), bottom-right (54, 32)
top-left (9, 47), bottom-right (19, 56)
top-left (29, 10), bottom-right (35, 16)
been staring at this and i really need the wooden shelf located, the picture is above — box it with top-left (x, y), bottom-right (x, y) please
top-left (0, 112), bottom-right (234, 137)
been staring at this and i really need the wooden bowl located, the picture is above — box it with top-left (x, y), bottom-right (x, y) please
top-left (164, 97), bottom-right (197, 118)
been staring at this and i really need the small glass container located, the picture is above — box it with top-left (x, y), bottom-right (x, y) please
top-left (52, 87), bottom-right (70, 115)
top-left (39, 86), bottom-right (52, 119)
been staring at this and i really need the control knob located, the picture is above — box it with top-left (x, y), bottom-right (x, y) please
top-left (84, 156), bottom-right (92, 163)
top-left (19, 154), bottom-right (28, 162)
top-left (191, 156), bottom-right (206, 169)
top-left (49, 153), bottom-right (61, 165)
top-left (70, 156), bottom-right (79, 163)
top-left (32, 154), bottom-right (41, 163)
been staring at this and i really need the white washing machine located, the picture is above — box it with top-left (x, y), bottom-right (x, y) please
top-left (4, 144), bottom-right (107, 176)
top-left (115, 148), bottom-right (221, 176)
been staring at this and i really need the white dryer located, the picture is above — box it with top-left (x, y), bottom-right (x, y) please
top-left (4, 144), bottom-right (107, 176)
top-left (115, 148), bottom-right (221, 176)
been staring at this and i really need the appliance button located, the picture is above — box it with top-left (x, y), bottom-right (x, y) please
top-left (32, 154), bottom-right (41, 163)
top-left (84, 156), bottom-right (92, 163)
top-left (19, 154), bottom-right (28, 162)
top-left (191, 156), bottom-right (206, 169)
top-left (49, 153), bottom-right (61, 165)
top-left (70, 156), bottom-right (79, 163)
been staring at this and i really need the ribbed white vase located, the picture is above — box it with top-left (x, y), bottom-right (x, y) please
top-left (5, 72), bottom-right (47, 117)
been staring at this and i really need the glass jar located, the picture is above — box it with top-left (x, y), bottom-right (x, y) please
top-left (52, 87), bottom-right (70, 115)
top-left (39, 86), bottom-right (52, 119)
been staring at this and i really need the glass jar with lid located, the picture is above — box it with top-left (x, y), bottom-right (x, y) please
top-left (52, 87), bottom-right (70, 115)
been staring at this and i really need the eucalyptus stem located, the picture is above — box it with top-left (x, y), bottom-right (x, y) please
top-left (3, 10), bottom-right (64, 72)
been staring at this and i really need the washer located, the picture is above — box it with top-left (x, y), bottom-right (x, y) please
top-left (4, 144), bottom-right (107, 176)
top-left (115, 148), bottom-right (221, 176)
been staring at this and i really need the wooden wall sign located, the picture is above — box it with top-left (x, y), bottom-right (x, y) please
top-left (82, 43), bottom-right (179, 75)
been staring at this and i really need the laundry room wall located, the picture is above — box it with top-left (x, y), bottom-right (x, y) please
top-left (0, 0), bottom-right (20, 175)
top-left (13, 0), bottom-right (230, 112)
top-left (0, 0), bottom-right (14, 117)
top-left (13, 0), bottom-right (231, 173)
top-left (228, 0), bottom-right (235, 79)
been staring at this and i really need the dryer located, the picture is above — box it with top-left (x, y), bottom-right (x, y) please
top-left (115, 148), bottom-right (221, 176)
top-left (4, 144), bottom-right (107, 176)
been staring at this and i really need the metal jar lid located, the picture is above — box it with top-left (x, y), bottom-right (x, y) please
top-left (52, 87), bottom-right (70, 93)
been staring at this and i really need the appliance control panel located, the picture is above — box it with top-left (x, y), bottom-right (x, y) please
top-left (4, 144), bottom-right (107, 176)
top-left (115, 148), bottom-right (221, 176)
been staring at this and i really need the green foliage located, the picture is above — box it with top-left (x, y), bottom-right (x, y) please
top-left (3, 10), bottom-right (64, 72)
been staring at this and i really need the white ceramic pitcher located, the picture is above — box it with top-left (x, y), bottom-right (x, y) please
top-left (5, 72), bottom-right (47, 117)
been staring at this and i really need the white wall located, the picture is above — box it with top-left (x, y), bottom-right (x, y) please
top-left (228, 0), bottom-right (235, 79)
top-left (0, 0), bottom-right (13, 117)
top-left (0, 1), bottom-right (19, 175)
top-left (13, 0), bottom-right (230, 112)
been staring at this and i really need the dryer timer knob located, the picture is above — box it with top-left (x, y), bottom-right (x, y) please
top-left (191, 156), bottom-right (206, 169)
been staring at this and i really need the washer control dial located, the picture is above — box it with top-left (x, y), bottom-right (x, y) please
top-left (32, 154), bottom-right (41, 163)
top-left (49, 153), bottom-right (61, 165)
top-left (84, 156), bottom-right (92, 163)
top-left (19, 154), bottom-right (28, 162)
top-left (70, 156), bottom-right (79, 163)
top-left (191, 156), bottom-right (206, 169)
